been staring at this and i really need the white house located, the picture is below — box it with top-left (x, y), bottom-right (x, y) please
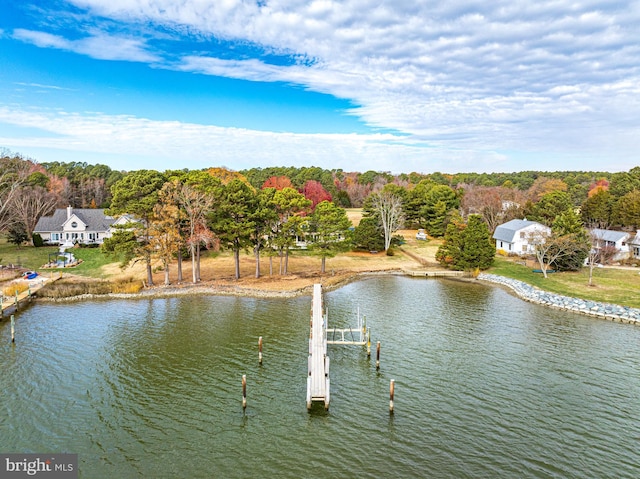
top-left (493, 219), bottom-right (551, 255)
top-left (33, 206), bottom-right (123, 246)
top-left (629, 231), bottom-right (640, 259)
top-left (590, 228), bottom-right (634, 262)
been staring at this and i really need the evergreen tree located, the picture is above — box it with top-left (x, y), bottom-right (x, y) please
top-left (551, 210), bottom-right (589, 271)
top-left (436, 214), bottom-right (495, 270)
top-left (307, 201), bottom-right (353, 273)
top-left (353, 216), bottom-right (385, 251)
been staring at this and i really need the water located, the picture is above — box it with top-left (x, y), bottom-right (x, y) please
top-left (1, 276), bottom-right (639, 478)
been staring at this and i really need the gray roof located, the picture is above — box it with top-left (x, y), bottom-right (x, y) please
top-left (493, 219), bottom-right (545, 243)
top-left (590, 228), bottom-right (630, 243)
top-left (34, 208), bottom-right (116, 233)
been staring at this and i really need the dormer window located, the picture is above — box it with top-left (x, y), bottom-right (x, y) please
top-left (71, 221), bottom-right (77, 228)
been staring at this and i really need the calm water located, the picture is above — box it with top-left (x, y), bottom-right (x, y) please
top-left (1, 276), bottom-right (639, 478)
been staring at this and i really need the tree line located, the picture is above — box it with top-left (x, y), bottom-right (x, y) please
top-left (3, 148), bottom-right (640, 277)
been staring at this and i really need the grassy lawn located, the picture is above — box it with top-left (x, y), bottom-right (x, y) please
top-left (489, 257), bottom-right (640, 308)
top-left (0, 237), bottom-right (121, 278)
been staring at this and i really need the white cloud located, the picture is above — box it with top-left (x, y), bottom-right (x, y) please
top-left (10, 0), bottom-right (640, 170)
top-left (0, 106), bottom-right (518, 173)
top-left (12, 28), bottom-right (160, 62)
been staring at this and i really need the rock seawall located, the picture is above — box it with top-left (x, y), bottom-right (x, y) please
top-left (478, 273), bottom-right (640, 326)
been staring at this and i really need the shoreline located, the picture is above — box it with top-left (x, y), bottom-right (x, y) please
top-left (26, 270), bottom-right (640, 326)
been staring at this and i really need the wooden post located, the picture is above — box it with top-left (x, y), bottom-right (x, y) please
top-left (367, 329), bottom-right (371, 357)
top-left (242, 375), bottom-right (247, 410)
top-left (376, 341), bottom-right (381, 370)
top-left (15, 290), bottom-right (19, 311)
top-left (389, 379), bottom-right (395, 414)
top-left (11, 315), bottom-right (16, 343)
top-left (258, 336), bottom-right (263, 365)
top-left (28, 286), bottom-right (31, 302)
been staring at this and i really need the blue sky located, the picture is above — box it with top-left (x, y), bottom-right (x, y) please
top-left (1, 0), bottom-right (639, 174)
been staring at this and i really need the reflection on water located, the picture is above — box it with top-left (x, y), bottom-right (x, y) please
top-left (1, 276), bottom-right (640, 478)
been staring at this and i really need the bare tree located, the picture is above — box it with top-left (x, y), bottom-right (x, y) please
top-left (11, 186), bottom-right (58, 240)
top-left (528, 231), bottom-right (583, 279)
top-left (371, 191), bottom-right (405, 252)
top-left (0, 155), bottom-right (31, 231)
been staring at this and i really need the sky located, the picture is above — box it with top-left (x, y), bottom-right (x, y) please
top-left (1, 0), bottom-right (639, 175)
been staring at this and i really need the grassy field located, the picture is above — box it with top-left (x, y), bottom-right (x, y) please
top-left (490, 257), bottom-right (640, 308)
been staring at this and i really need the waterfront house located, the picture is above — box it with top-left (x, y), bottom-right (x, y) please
top-left (589, 228), bottom-right (634, 262)
top-left (493, 219), bottom-right (551, 255)
top-left (33, 206), bottom-right (121, 246)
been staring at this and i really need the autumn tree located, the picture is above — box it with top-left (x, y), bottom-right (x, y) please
top-left (149, 201), bottom-right (182, 285)
top-left (171, 173), bottom-right (219, 283)
top-left (262, 176), bottom-right (293, 190)
top-left (301, 180), bottom-right (332, 210)
top-left (307, 200), bottom-right (352, 273)
top-left (527, 177), bottom-right (568, 201)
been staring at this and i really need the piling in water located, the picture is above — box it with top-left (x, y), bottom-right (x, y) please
top-left (258, 336), bottom-right (263, 365)
top-left (376, 341), bottom-right (381, 370)
top-left (242, 375), bottom-right (247, 410)
top-left (390, 379), bottom-right (395, 414)
top-left (11, 315), bottom-right (15, 343)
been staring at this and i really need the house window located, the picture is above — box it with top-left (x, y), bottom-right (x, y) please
top-left (508, 244), bottom-right (512, 251)
top-left (71, 221), bottom-right (77, 228)
top-left (522, 244), bottom-right (528, 252)
top-left (520, 232), bottom-right (525, 239)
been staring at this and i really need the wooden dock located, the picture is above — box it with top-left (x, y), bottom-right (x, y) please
top-left (1, 274), bottom-right (56, 317)
top-left (307, 284), bottom-right (330, 410)
top-left (403, 269), bottom-right (469, 278)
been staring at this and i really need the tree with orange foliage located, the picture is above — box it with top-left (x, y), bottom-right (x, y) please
top-left (527, 177), bottom-right (568, 201)
top-left (587, 178), bottom-right (609, 197)
top-left (262, 175), bottom-right (293, 190)
top-left (206, 167), bottom-right (251, 186)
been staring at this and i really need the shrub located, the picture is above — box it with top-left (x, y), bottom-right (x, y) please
top-left (32, 233), bottom-right (44, 247)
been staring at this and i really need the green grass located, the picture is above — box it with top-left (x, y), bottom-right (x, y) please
top-left (0, 237), bottom-right (120, 278)
top-left (0, 237), bottom-right (59, 270)
top-left (489, 257), bottom-right (640, 308)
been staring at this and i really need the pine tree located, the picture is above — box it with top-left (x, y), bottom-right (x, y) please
top-left (436, 214), bottom-right (495, 270)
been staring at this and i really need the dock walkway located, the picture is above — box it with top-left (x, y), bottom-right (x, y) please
top-left (306, 284), bottom-right (330, 410)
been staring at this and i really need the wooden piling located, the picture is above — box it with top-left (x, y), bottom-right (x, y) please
top-left (11, 315), bottom-right (15, 343)
top-left (258, 336), bottom-right (263, 365)
top-left (376, 341), bottom-right (381, 370)
top-left (15, 290), bottom-right (19, 311)
top-left (367, 329), bottom-right (371, 357)
top-left (389, 379), bottom-right (395, 414)
top-left (242, 374), bottom-right (247, 410)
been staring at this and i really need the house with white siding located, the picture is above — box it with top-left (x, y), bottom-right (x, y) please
top-left (493, 219), bottom-right (551, 255)
top-left (33, 206), bottom-right (125, 246)
top-left (590, 228), bottom-right (634, 262)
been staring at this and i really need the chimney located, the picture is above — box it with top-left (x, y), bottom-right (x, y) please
top-left (67, 205), bottom-right (72, 219)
